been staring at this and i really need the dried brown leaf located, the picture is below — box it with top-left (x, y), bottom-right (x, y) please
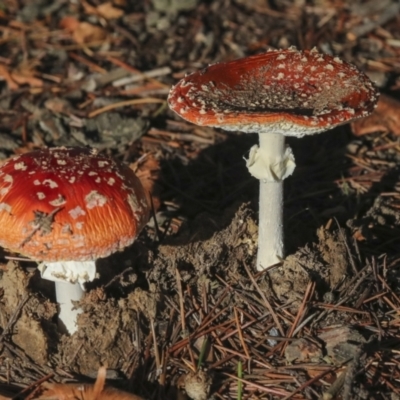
top-left (131, 154), bottom-right (161, 211)
top-left (352, 229), bottom-right (366, 242)
top-left (82, 1), bottom-right (124, 19)
top-left (60, 17), bottom-right (108, 45)
top-left (59, 16), bottom-right (80, 32)
top-left (73, 23), bottom-right (108, 45)
top-left (0, 63), bottom-right (42, 89)
top-left (44, 98), bottom-right (72, 115)
top-left (0, 64), bottom-right (19, 90)
top-left (351, 94), bottom-right (400, 136)
top-left (113, 0), bottom-right (127, 7)
top-left (10, 71), bottom-right (43, 88)
top-left (97, 2), bottom-right (124, 19)
top-left (81, 0), bottom-right (101, 16)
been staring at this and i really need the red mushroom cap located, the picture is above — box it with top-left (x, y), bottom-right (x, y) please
top-left (0, 147), bottom-right (150, 262)
top-left (168, 47), bottom-right (379, 137)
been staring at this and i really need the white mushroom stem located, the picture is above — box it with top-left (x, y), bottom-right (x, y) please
top-left (55, 281), bottom-right (84, 334)
top-left (38, 261), bottom-right (97, 334)
top-left (246, 132), bottom-right (296, 271)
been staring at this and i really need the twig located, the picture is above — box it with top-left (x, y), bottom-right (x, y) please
top-left (104, 267), bottom-right (134, 288)
top-left (150, 319), bottom-right (161, 371)
top-left (286, 281), bottom-right (314, 340)
top-left (377, 274), bottom-right (400, 306)
top-left (14, 373), bottom-right (54, 399)
top-left (223, 372), bottom-right (291, 397)
top-left (233, 308), bottom-right (250, 359)
top-left (0, 294), bottom-right (30, 341)
top-left (335, 219), bottom-right (359, 274)
top-left (243, 262), bottom-right (284, 336)
top-left (282, 365), bottom-right (343, 400)
top-left (88, 98), bottom-right (164, 118)
top-left (175, 268), bottom-right (186, 333)
top-left (112, 66), bottom-right (171, 87)
top-left (319, 369), bottom-right (347, 400)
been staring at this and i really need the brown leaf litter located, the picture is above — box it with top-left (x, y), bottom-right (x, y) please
top-left (268, 225), bottom-right (350, 308)
top-left (351, 94), bottom-right (400, 136)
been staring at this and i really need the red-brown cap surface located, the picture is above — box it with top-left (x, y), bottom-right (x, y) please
top-left (0, 147), bottom-right (150, 262)
top-left (168, 47), bottom-right (379, 137)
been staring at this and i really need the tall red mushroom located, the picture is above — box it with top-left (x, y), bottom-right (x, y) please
top-left (168, 47), bottom-right (379, 270)
top-left (0, 147), bottom-right (150, 333)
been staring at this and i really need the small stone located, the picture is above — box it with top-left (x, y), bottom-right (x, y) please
top-left (178, 369), bottom-right (212, 400)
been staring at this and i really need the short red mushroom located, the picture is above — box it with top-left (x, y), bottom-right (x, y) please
top-left (0, 147), bottom-right (150, 333)
top-left (168, 47), bottom-right (379, 270)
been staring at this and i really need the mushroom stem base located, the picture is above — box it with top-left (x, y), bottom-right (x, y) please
top-left (55, 281), bottom-right (83, 334)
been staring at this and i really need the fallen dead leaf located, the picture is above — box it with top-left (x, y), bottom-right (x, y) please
top-left (352, 229), bottom-right (367, 242)
top-left (0, 64), bottom-right (19, 90)
top-left (113, 0), bottom-right (127, 6)
top-left (74, 23), bottom-right (108, 45)
top-left (351, 94), bottom-right (400, 136)
top-left (11, 70), bottom-right (43, 88)
top-left (60, 17), bottom-right (108, 45)
top-left (59, 16), bottom-right (80, 32)
top-left (131, 154), bottom-right (161, 211)
top-left (0, 59), bottom-right (43, 90)
top-left (82, 1), bottom-right (124, 19)
top-left (96, 3), bottom-right (124, 19)
top-left (44, 98), bottom-right (72, 115)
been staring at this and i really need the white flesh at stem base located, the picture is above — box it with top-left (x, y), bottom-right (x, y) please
top-left (38, 260), bottom-right (97, 334)
top-left (245, 132), bottom-right (296, 271)
top-left (55, 281), bottom-right (84, 334)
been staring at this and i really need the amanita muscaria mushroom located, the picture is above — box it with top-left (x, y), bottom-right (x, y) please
top-left (0, 147), bottom-right (150, 333)
top-left (168, 47), bottom-right (379, 271)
